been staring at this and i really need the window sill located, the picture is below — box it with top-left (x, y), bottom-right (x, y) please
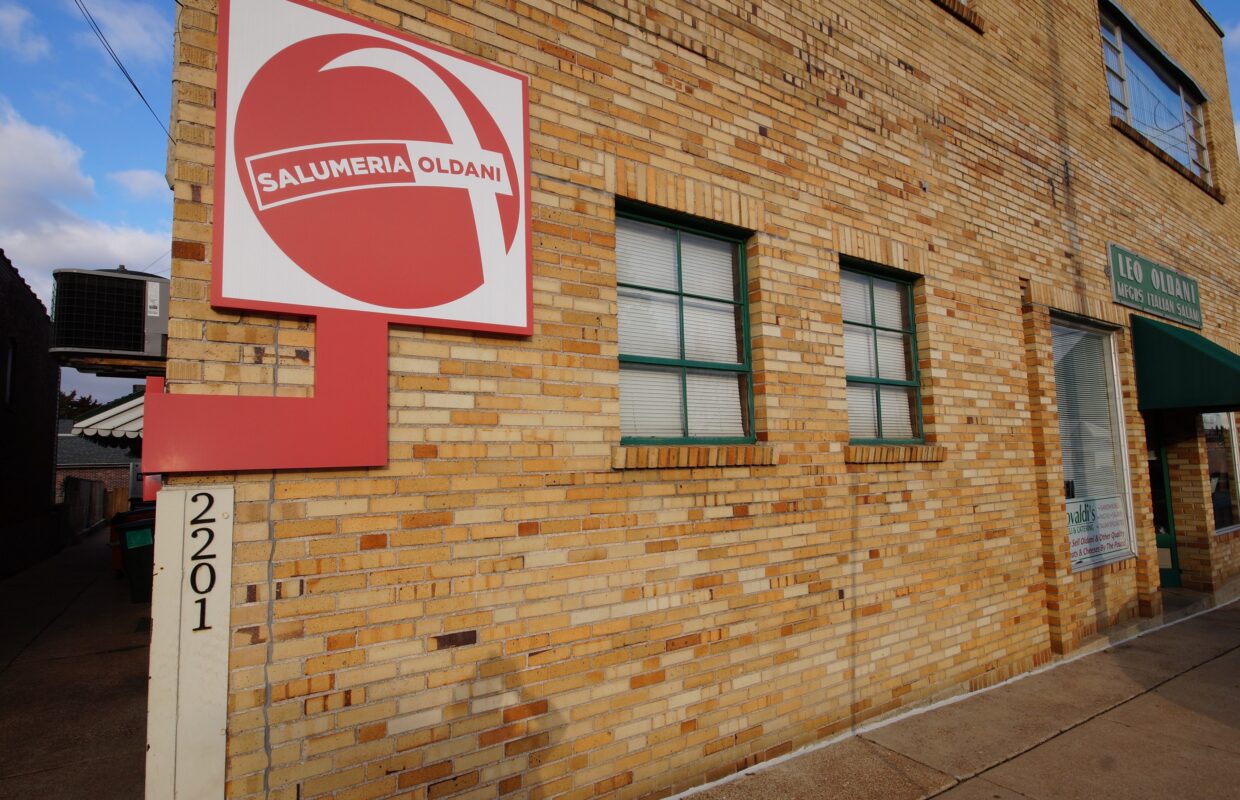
top-left (928, 0), bottom-right (985, 33)
top-left (845, 444), bottom-right (946, 464)
top-left (1215, 524), bottom-right (1240, 539)
top-left (611, 444), bottom-right (776, 470)
top-left (1110, 116), bottom-right (1224, 204)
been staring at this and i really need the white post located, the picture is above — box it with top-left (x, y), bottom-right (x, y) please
top-left (146, 486), bottom-right (235, 799)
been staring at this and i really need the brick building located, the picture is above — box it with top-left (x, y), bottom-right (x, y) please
top-left (0, 249), bottom-right (58, 576)
top-left (55, 418), bottom-right (140, 503)
top-left (150, 1), bottom-right (1240, 798)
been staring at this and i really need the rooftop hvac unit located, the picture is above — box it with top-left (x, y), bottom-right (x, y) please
top-left (50, 268), bottom-right (169, 377)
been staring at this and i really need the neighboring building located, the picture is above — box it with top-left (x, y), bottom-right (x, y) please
top-left (0, 249), bottom-right (59, 575)
top-left (56, 411), bottom-right (141, 504)
top-left (151, 1), bottom-right (1240, 798)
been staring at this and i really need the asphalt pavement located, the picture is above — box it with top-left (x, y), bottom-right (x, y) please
top-left (0, 525), bottom-right (149, 799)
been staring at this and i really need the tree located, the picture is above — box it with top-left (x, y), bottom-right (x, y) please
top-left (59, 390), bottom-right (102, 419)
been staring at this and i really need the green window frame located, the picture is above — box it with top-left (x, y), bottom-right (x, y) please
top-left (842, 263), bottom-right (924, 444)
top-left (616, 208), bottom-right (755, 444)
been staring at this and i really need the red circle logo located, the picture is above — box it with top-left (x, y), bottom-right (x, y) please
top-left (234, 34), bottom-right (521, 309)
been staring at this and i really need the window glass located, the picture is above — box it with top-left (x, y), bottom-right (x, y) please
top-left (686, 371), bottom-right (748, 437)
top-left (841, 271), bottom-right (871, 325)
top-left (1203, 413), bottom-right (1240, 531)
top-left (683, 298), bottom-right (742, 364)
top-left (846, 384), bottom-right (878, 440)
top-left (617, 288), bottom-right (679, 359)
top-left (1123, 41), bottom-right (1191, 166)
top-left (1052, 322), bottom-right (1134, 570)
top-left (681, 233), bottom-right (735, 300)
top-left (619, 366), bottom-right (682, 438)
top-left (872, 278), bottom-right (909, 330)
top-left (844, 324), bottom-right (876, 378)
top-left (616, 218), bottom-right (676, 290)
top-left (616, 213), bottom-right (752, 442)
top-left (841, 266), bottom-right (921, 442)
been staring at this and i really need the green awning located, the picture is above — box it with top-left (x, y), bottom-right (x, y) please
top-left (1132, 315), bottom-right (1240, 412)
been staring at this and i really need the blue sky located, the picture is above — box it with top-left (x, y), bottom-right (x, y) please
top-left (2, 0), bottom-right (1240, 401)
top-left (1, 0), bottom-right (172, 401)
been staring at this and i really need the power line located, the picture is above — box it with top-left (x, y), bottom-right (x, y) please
top-left (72, 0), bottom-right (173, 143)
top-left (140, 248), bottom-right (172, 275)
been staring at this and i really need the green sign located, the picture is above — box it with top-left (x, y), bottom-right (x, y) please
top-left (1109, 244), bottom-right (1201, 328)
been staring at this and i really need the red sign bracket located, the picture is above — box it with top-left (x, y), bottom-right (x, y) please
top-left (142, 312), bottom-right (389, 474)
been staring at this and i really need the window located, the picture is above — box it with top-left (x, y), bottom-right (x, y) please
top-left (1203, 413), bottom-right (1240, 532)
top-left (1101, 9), bottom-right (1210, 181)
top-left (1052, 321), bottom-right (1135, 570)
top-left (616, 212), bottom-right (753, 443)
top-left (927, 0), bottom-right (985, 33)
top-left (842, 265), bottom-right (922, 443)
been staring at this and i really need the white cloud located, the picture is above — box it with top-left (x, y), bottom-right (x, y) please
top-left (110, 168), bottom-right (168, 198)
top-left (0, 100), bottom-right (168, 306)
top-left (69, 0), bottom-right (172, 64)
top-left (0, 99), bottom-right (94, 225)
top-left (0, 3), bottom-right (50, 62)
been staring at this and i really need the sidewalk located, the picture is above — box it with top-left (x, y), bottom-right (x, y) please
top-left (688, 595), bottom-right (1240, 800)
top-left (0, 526), bottom-right (149, 799)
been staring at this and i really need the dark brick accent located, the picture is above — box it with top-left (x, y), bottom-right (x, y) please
top-left (432, 630), bottom-right (478, 649)
top-left (171, 240), bottom-right (206, 261)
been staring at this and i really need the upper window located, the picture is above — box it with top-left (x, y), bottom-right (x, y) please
top-left (842, 264), bottom-right (922, 443)
top-left (616, 212), bottom-right (753, 443)
top-left (1101, 10), bottom-right (1209, 181)
top-left (1203, 412), bottom-right (1240, 532)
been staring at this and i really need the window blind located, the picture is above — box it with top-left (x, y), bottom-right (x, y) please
top-left (1052, 325), bottom-right (1123, 501)
top-left (842, 267), bottom-right (919, 441)
top-left (616, 214), bottom-right (750, 441)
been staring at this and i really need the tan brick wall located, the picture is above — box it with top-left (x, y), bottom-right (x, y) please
top-left (1165, 411), bottom-right (1240, 591)
top-left (160, 1), bottom-right (1240, 798)
top-left (1163, 413), bottom-right (1211, 590)
top-left (1211, 528), bottom-right (1240, 587)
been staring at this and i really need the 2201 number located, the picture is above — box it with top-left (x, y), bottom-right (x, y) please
top-left (188, 492), bottom-right (218, 632)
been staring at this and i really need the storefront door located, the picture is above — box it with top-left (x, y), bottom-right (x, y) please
top-left (1146, 418), bottom-right (1181, 587)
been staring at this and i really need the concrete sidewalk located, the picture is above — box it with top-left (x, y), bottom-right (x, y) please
top-left (689, 597), bottom-right (1240, 800)
top-left (0, 526), bottom-right (150, 799)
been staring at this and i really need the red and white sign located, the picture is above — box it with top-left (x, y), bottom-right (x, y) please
top-left (215, 0), bottom-right (531, 332)
top-left (143, 2), bottom-right (530, 476)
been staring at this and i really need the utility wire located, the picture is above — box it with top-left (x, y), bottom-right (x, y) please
top-left (140, 248), bottom-right (172, 275)
top-left (72, 0), bottom-right (174, 143)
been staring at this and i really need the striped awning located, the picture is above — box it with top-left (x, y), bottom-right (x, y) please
top-left (72, 392), bottom-right (144, 440)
